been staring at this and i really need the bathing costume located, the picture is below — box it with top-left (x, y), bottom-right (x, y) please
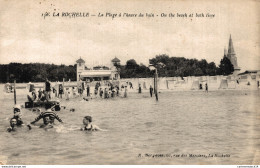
top-left (11, 116), bottom-right (24, 126)
top-left (31, 111), bottom-right (63, 124)
top-left (84, 125), bottom-right (95, 131)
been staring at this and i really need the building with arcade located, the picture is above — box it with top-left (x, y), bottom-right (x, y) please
top-left (76, 57), bottom-right (120, 82)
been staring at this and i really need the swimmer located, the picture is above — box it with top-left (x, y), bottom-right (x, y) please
top-left (7, 118), bottom-right (18, 132)
top-left (32, 108), bottom-right (41, 112)
top-left (50, 100), bottom-right (61, 111)
top-left (116, 86), bottom-right (119, 96)
top-left (138, 83), bottom-right (142, 93)
top-left (111, 88), bottom-right (115, 97)
top-left (149, 85), bottom-right (153, 97)
top-left (28, 109), bottom-right (63, 128)
top-left (80, 116), bottom-right (102, 131)
top-left (86, 85), bottom-right (90, 97)
top-left (104, 88), bottom-right (108, 99)
top-left (83, 97), bottom-right (89, 101)
top-left (94, 88), bottom-right (98, 96)
top-left (39, 116), bottom-right (54, 129)
top-left (12, 105), bottom-right (24, 126)
top-left (99, 88), bottom-right (103, 98)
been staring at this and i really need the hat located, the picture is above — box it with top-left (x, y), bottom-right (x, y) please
top-left (10, 118), bottom-right (17, 122)
top-left (13, 105), bottom-right (21, 109)
top-left (13, 105), bottom-right (21, 113)
top-left (84, 116), bottom-right (92, 122)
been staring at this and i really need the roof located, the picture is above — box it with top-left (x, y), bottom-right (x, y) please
top-left (111, 57), bottom-right (120, 62)
top-left (76, 58), bottom-right (85, 63)
top-left (228, 34), bottom-right (235, 54)
top-left (80, 70), bottom-right (113, 77)
top-left (238, 70), bottom-right (260, 76)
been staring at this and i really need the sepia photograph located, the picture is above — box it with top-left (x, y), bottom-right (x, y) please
top-left (0, 0), bottom-right (259, 166)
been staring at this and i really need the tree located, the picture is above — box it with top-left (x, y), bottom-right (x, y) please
top-left (0, 63), bottom-right (77, 83)
top-left (149, 54), bottom-right (170, 66)
top-left (0, 54), bottom-right (223, 82)
top-left (198, 59), bottom-right (208, 74)
top-left (148, 54), bottom-right (218, 77)
top-left (218, 56), bottom-right (234, 75)
top-left (126, 59), bottom-right (138, 69)
top-left (206, 62), bottom-right (217, 76)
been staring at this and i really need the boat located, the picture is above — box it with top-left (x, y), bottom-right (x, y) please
top-left (25, 100), bottom-right (61, 111)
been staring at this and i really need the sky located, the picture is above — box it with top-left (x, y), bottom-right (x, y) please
top-left (0, 0), bottom-right (259, 72)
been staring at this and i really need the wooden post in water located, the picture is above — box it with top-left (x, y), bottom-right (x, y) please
top-left (257, 80), bottom-right (259, 89)
top-left (14, 80), bottom-right (16, 104)
top-left (154, 73), bottom-right (156, 94)
top-left (155, 68), bottom-right (158, 101)
top-left (63, 78), bottom-right (65, 96)
top-left (150, 64), bottom-right (158, 101)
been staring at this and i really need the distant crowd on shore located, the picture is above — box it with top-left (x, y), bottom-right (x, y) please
top-left (25, 79), bottom-right (214, 104)
top-left (26, 79), bottom-right (139, 103)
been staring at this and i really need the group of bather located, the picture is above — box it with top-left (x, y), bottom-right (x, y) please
top-left (8, 80), bottom-right (147, 133)
top-left (64, 81), bottom-right (126, 100)
top-left (27, 88), bottom-right (50, 102)
top-left (78, 81), bottom-right (128, 100)
top-left (27, 79), bottom-right (132, 102)
top-left (7, 105), bottom-right (101, 132)
top-left (27, 80), bottom-right (53, 102)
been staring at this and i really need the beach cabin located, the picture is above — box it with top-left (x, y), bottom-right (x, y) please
top-left (238, 70), bottom-right (260, 84)
top-left (219, 78), bottom-right (228, 89)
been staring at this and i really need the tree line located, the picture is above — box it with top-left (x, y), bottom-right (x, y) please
top-left (0, 54), bottom-right (234, 83)
top-left (0, 63), bottom-right (77, 83)
top-left (118, 54), bottom-right (234, 78)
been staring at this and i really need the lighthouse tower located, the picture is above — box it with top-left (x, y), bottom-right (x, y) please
top-left (227, 35), bottom-right (241, 76)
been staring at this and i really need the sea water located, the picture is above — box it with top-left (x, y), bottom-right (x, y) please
top-left (0, 85), bottom-right (259, 165)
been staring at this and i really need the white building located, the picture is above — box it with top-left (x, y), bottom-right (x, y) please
top-left (76, 57), bottom-right (120, 81)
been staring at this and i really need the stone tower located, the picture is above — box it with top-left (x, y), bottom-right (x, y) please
top-left (111, 57), bottom-right (121, 80)
top-left (76, 57), bottom-right (85, 81)
top-left (227, 35), bottom-right (240, 75)
top-left (227, 35), bottom-right (238, 68)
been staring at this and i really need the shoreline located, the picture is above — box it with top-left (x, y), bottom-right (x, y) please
top-left (1, 78), bottom-right (259, 92)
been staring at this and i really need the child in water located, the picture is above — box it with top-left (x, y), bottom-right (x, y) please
top-left (12, 105), bottom-right (24, 126)
top-left (7, 118), bottom-right (18, 132)
top-left (80, 116), bottom-right (102, 131)
top-left (7, 105), bottom-right (33, 132)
